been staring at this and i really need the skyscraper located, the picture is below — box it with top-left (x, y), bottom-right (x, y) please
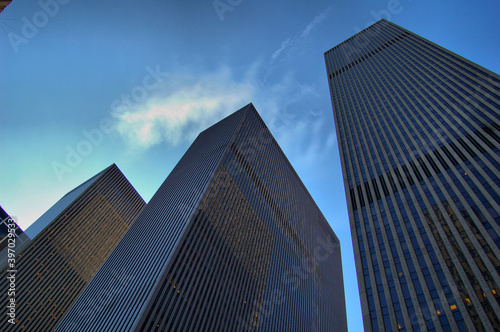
top-left (1, 164), bottom-right (145, 331)
top-left (325, 19), bottom-right (500, 331)
top-left (56, 104), bottom-right (347, 331)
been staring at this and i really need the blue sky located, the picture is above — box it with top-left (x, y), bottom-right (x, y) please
top-left (1, 0), bottom-right (499, 330)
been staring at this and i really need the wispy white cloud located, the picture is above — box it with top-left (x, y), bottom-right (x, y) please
top-left (270, 5), bottom-right (334, 64)
top-left (112, 67), bottom-right (255, 149)
top-left (301, 11), bottom-right (328, 37)
top-left (271, 38), bottom-right (291, 60)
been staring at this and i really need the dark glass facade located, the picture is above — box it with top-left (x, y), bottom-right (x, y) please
top-left (325, 19), bottom-right (500, 331)
top-left (56, 104), bottom-right (347, 331)
top-left (0, 164), bottom-right (145, 331)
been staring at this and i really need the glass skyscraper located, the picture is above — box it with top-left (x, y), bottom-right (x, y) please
top-left (0, 164), bottom-right (145, 331)
top-left (56, 104), bottom-right (347, 332)
top-left (325, 19), bottom-right (500, 331)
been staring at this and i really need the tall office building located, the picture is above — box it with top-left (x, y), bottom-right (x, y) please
top-left (0, 164), bottom-right (145, 331)
top-left (325, 19), bottom-right (500, 331)
top-left (56, 104), bottom-right (347, 331)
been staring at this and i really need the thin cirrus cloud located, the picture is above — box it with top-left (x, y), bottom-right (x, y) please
top-left (270, 5), bottom-right (334, 64)
top-left (112, 67), bottom-right (255, 149)
top-left (301, 9), bottom-right (329, 37)
top-left (110, 64), bottom-right (326, 154)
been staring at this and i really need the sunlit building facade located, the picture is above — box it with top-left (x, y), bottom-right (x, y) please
top-left (56, 103), bottom-right (347, 331)
top-left (325, 19), bottom-right (500, 331)
top-left (0, 164), bottom-right (145, 331)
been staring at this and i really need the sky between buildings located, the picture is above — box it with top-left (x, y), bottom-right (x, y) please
top-left (1, 0), bottom-right (499, 330)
